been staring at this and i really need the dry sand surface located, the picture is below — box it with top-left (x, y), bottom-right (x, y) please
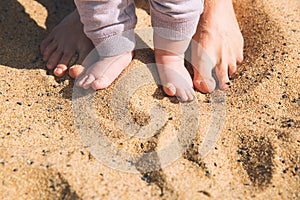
top-left (0, 0), bottom-right (299, 199)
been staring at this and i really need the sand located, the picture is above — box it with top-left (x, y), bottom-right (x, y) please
top-left (0, 0), bottom-right (299, 199)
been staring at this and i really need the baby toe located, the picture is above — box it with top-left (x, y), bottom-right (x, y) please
top-left (82, 75), bottom-right (96, 89)
top-left (163, 83), bottom-right (177, 97)
top-left (185, 89), bottom-right (195, 102)
top-left (77, 75), bottom-right (89, 87)
top-left (91, 77), bottom-right (111, 90)
top-left (176, 88), bottom-right (189, 102)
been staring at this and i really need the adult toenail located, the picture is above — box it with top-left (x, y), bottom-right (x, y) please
top-left (195, 80), bottom-right (203, 86)
top-left (55, 68), bottom-right (62, 74)
top-left (206, 79), bottom-right (216, 88)
top-left (199, 80), bottom-right (208, 87)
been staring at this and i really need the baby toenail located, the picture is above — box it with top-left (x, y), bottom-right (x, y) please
top-left (166, 84), bottom-right (176, 94)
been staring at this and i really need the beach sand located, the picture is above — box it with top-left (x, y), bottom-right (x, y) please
top-left (0, 0), bottom-right (299, 199)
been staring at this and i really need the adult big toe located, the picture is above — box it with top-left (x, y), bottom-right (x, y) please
top-left (193, 74), bottom-right (216, 93)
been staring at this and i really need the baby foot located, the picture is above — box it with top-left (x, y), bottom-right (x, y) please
top-left (191, 0), bottom-right (244, 93)
top-left (76, 51), bottom-right (133, 90)
top-left (40, 10), bottom-right (93, 77)
top-left (154, 34), bottom-right (194, 102)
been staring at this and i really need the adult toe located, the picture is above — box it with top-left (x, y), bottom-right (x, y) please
top-left (193, 69), bottom-right (216, 93)
top-left (46, 49), bottom-right (63, 70)
top-left (54, 64), bottom-right (68, 77)
top-left (215, 62), bottom-right (230, 90)
top-left (40, 34), bottom-right (54, 53)
top-left (53, 50), bottom-right (75, 77)
top-left (42, 40), bottom-right (58, 62)
top-left (228, 62), bottom-right (237, 77)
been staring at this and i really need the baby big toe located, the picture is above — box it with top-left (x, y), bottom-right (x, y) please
top-left (91, 77), bottom-right (111, 90)
top-left (163, 83), bottom-right (177, 97)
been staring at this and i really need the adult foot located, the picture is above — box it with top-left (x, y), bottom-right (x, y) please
top-left (76, 51), bottom-right (133, 90)
top-left (191, 0), bottom-right (244, 93)
top-left (154, 34), bottom-right (194, 102)
top-left (40, 10), bottom-right (93, 77)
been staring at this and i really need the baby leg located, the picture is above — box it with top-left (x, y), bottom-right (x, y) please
top-left (150, 0), bottom-right (204, 101)
top-left (74, 0), bottom-right (137, 90)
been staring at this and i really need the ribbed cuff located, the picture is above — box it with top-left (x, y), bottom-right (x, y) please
top-left (151, 9), bottom-right (202, 40)
top-left (93, 29), bottom-right (135, 57)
